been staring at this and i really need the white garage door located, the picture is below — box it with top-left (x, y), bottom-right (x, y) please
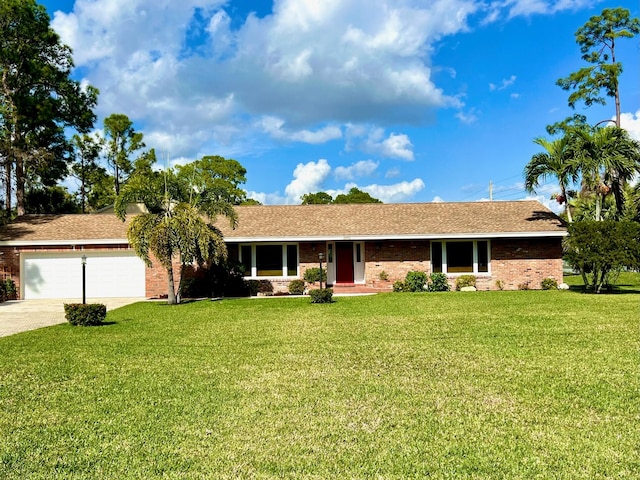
top-left (22, 252), bottom-right (146, 299)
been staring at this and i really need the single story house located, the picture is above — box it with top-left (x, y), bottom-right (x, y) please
top-left (0, 200), bottom-right (566, 299)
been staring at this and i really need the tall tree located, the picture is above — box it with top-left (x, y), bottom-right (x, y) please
top-left (70, 133), bottom-right (103, 213)
top-left (175, 155), bottom-right (248, 205)
top-left (103, 113), bottom-right (144, 196)
top-left (556, 7), bottom-right (639, 128)
top-left (0, 0), bottom-right (98, 216)
top-left (524, 135), bottom-right (579, 222)
top-left (115, 161), bottom-right (237, 305)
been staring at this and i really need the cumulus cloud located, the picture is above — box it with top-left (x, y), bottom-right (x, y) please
top-left (621, 109), bottom-right (640, 141)
top-left (347, 126), bottom-right (415, 160)
top-left (283, 159), bottom-right (332, 203)
top-left (432, 196), bottom-right (445, 203)
top-left (334, 160), bottom-right (379, 180)
top-left (357, 178), bottom-right (425, 202)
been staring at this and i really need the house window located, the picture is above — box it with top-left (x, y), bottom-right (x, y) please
top-left (431, 240), bottom-right (490, 274)
top-left (431, 241), bottom-right (442, 273)
top-left (286, 245), bottom-right (297, 276)
top-left (239, 244), bottom-right (299, 278)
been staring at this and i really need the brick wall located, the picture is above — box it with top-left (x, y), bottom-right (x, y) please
top-left (490, 238), bottom-right (563, 290)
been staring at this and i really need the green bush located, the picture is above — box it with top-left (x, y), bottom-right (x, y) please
top-left (455, 275), bottom-right (477, 291)
top-left (405, 271), bottom-right (428, 292)
top-left (541, 278), bottom-right (558, 290)
top-left (288, 279), bottom-right (306, 295)
top-left (428, 272), bottom-right (450, 292)
top-left (64, 304), bottom-right (107, 326)
top-left (309, 288), bottom-right (333, 303)
top-left (303, 267), bottom-right (327, 284)
top-left (393, 281), bottom-right (407, 292)
top-left (0, 279), bottom-right (16, 302)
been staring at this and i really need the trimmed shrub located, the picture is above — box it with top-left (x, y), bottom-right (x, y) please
top-left (405, 271), bottom-right (428, 292)
top-left (455, 275), bottom-right (477, 291)
top-left (64, 303), bottom-right (107, 326)
top-left (428, 272), bottom-right (450, 292)
top-left (541, 278), bottom-right (558, 290)
top-left (288, 279), bottom-right (306, 295)
top-left (309, 288), bottom-right (333, 304)
top-left (393, 281), bottom-right (407, 292)
top-left (303, 267), bottom-right (327, 284)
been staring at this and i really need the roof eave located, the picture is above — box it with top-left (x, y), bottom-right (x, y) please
top-left (223, 231), bottom-right (567, 243)
top-left (0, 239), bottom-right (129, 247)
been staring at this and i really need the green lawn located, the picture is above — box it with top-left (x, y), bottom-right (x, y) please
top-left (1, 289), bottom-right (638, 479)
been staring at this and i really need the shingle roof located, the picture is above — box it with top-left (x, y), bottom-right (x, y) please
top-left (216, 200), bottom-right (566, 241)
top-left (0, 200), bottom-right (566, 245)
top-left (0, 214), bottom-right (131, 244)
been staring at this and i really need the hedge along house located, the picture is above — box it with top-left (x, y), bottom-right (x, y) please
top-left (215, 200), bottom-right (567, 292)
top-left (0, 200), bottom-right (566, 300)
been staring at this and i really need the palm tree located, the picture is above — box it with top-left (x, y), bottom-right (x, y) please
top-left (115, 160), bottom-right (237, 304)
top-left (572, 126), bottom-right (640, 220)
top-left (524, 135), bottom-right (579, 222)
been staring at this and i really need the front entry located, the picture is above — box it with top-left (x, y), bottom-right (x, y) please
top-left (335, 242), bottom-right (354, 283)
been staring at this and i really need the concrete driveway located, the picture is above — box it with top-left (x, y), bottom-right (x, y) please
top-left (0, 298), bottom-right (144, 337)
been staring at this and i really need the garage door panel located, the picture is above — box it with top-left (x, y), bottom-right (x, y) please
top-left (23, 252), bottom-right (145, 299)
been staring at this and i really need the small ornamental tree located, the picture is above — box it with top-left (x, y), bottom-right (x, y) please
top-left (564, 220), bottom-right (640, 293)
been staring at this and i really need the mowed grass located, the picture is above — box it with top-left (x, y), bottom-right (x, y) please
top-left (1, 289), bottom-right (638, 479)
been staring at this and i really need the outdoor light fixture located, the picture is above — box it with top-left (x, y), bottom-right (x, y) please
top-left (81, 255), bottom-right (87, 304)
top-left (318, 252), bottom-right (325, 289)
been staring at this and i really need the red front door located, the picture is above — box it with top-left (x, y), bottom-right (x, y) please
top-left (335, 242), bottom-right (354, 283)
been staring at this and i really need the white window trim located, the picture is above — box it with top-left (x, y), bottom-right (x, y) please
top-left (433, 240), bottom-right (491, 276)
top-left (239, 243), bottom-right (300, 279)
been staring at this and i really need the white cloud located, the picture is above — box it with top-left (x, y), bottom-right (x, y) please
top-left (489, 75), bottom-right (516, 91)
top-left (385, 168), bottom-right (401, 178)
top-left (621, 109), bottom-right (640, 142)
top-left (455, 109), bottom-right (479, 124)
top-left (283, 159), bottom-right (332, 203)
top-left (347, 126), bottom-right (415, 160)
top-left (432, 196), bottom-right (445, 203)
top-left (357, 178), bottom-right (425, 202)
top-left (334, 160), bottom-right (379, 180)
top-left (259, 117), bottom-right (342, 144)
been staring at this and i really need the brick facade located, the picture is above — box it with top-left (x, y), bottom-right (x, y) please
top-left (1, 237), bottom-right (564, 299)
top-left (274, 238), bottom-right (563, 292)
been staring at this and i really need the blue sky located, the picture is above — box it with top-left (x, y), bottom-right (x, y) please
top-left (41, 0), bottom-right (640, 208)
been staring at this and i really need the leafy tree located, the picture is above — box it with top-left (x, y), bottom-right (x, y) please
top-left (524, 135), bottom-right (579, 222)
top-left (115, 162), bottom-right (237, 305)
top-left (301, 192), bottom-right (334, 204)
top-left (240, 198), bottom-right (262, 206)
top-left (70, 133), bottom-right (104, 213)
top-left (103, 113), bottom-right (144, 196)
top-left (0, 0), bottom-right (98, 216)
top-left (175, 155), bottom-right (248, 205)
top-left (25, 185), bottom-right (79, 214)
top-left (334, 187), bottom-right (382, 204)
top-left (564, 220), bottom-right (640, 293)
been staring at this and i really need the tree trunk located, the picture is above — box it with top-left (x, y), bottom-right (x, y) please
top-left (561, 186), bottom-right (572, 223)
top-left (15, 154), bottom-right (25, 216)
top-left (166, 262), bottom-right (177, 304)
top-left (4, 159), bottom-right (12, 215)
